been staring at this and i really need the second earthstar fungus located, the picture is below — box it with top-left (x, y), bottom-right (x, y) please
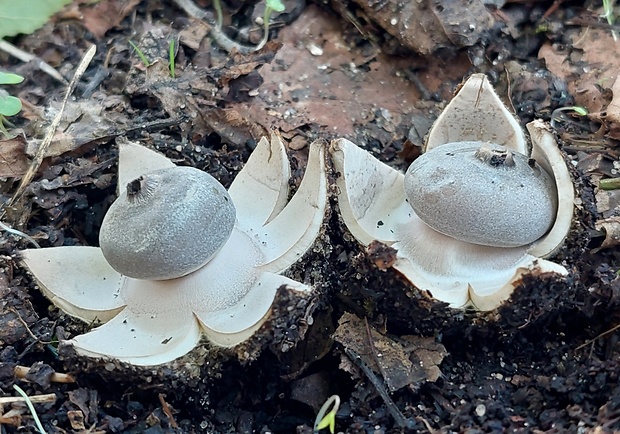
top-left (330, 74), bottom-right (575, 311)
top-left (20, 135), bottom-right (328, 366)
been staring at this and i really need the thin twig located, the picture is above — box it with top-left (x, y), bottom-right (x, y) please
top-left (8, 45), bottom-right (96, 209)
top-left (158, 394), bottom-right (179, 429)
top-left (344, 347), bottom-right (414, 429)
top-left (575, 323), bottom-right (620, 350)
top-left (14, 366), bottom-right (75, 384)
top-left (0, 393), bottom-right (56, 405)
top-left (7, 307), bottom-right (49, 344)
top-left (0, 39), bottom-right (67, 85)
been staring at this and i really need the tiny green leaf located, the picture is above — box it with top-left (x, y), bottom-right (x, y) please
top-left (571, 106), bottom-right (588, 116)
top-left (0, 72), bottom-right (24, 85)
top-left (266, 0), bottom-right (285, 12)
top-left (315, 410), bottom-right (336, 433)
top-left (313, 395), bottom-right (340, 434)
top-left (129, 40), bottom-right (152, 67)
top-left (0, 0), bottom-right (72, 39)
top-left (0, 92), bottom-right (22, 116)
top-left (169, 39), bottom-right (176, 78)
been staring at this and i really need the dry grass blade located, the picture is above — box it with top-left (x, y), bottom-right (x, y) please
top-left (8, 44), bottom-right (96, 208)
top-left (0, 39), bottom-right (68, 85)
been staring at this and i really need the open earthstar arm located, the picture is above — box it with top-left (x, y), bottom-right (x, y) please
top-left (228, 134), bottom-right (291, 229)
top-left (425, 73), bottom-right (527, 153)
top-left (20, 246), bottom-right (125, 323)
top-left (254, 139), bottom-right (329, 274)
top-left (196, 272), bottom-right (309, 348)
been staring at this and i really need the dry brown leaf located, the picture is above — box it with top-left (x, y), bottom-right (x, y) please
top-left (81, 0), bottom-right (142, 38)
top-left (0, 135), bottom-right (30, 178)
top-left (596, 216), bottom-right (620, 249)
top-left (539, 29), bottom-right (618, 113)
top-left (349, 0), bottom-right (494, 55)
top-left (233, 5), bottom-right (470, 144)
top-left (333, 312), bottom-right (447, 392)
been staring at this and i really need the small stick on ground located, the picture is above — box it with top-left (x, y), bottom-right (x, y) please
top-left (158, 393), bottom-right (179, 429)
top-left (575, 323), bottom-right (620, 351)
top-left (0, 393), bottom-right (57, 405)
top-left (14, 365), bottom-right (76, 384)
top-left (344, 347), bottom-right (415, 429)
top-left (0, 39), bottom-right (68, 85)
top-left (7, 45), bottom-right (96, 211)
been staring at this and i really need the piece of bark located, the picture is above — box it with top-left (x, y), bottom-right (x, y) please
top-left (346, 0), bottom-right (495, 55)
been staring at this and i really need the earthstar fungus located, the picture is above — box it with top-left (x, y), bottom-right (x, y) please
top-left (21, 135), bottom-right (328, 366)
top-left (331, 74), bottom-right (575, 310)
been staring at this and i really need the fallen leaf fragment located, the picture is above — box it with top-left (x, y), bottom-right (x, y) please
top-left (348, 0), bottom-right (494, 54)
top-left (80, 0), bottom-right (142, 39)
top-left (595, 216), bottom-right (620, 250)
top-left (0, 135), bottom-right (30, 178)
top-left (333, 312), bottom-right (447, 392)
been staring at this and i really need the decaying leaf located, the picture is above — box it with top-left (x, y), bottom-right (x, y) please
top-left (595, 216), bottom-right (620, 250)
top-left (333, 313), bottom-right (447, 392)
top-left (0, 135), bottom-right (30, 178)
top-left (347, 0), bottom-right (494, 55)
top-left (80, 0), bottom-right (141, 39)
top-left (25, 96), bottom-right (130, 158)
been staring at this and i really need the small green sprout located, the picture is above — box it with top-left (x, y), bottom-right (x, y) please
top-left (0, 71), bottom-right (24, 137)
top-left (129, 40), bottom-right (152, 68)
top-left (550, 105), bottom-right (589, 129)
top-left (314, 395), bottom-right (340, 434)
top-left (169, 39), bottom-right (176, 78)
top-left (13, 384), bottom-right (47, 434)
top-left (129, 39), bottom-right (177, 78)
top-left (602, 0), bottom-right (617, 40)
top-left (266, 0), bottom-right (285, 13)
top-left (599, 177), bottom-right (620, 190)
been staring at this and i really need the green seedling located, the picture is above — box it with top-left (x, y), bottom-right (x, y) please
top-left (314, 395), bottom-right (340, 434)
top-left (599, 177), bottom-right (620, 190)
top-left (210, 0), bottom-right (285, 52)
top-left (129, 39), bottom-right (178, 78)
top-left (602, 0), bottom-right (617, 40)
top-left (13, 384), bottom-right (47, 434)
top-left (129, 40), bottom-right (152, 68)
top-left (550, 105), bottom-right (588, 129)
top-left (169, 38), bottom-right (176, 78)
top-left (0, 71), bottom-right (24, 137)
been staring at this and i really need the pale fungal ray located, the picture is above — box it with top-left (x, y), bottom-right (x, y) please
top-left (229, 134), bottom-right (291, 229)
top-left (73, 310), bottom-right (203, 366)
top-left (197, 273), bottom-right (309, 347)
top-left (20, 247), bottom-right (125, 323)
top-left (425, 74), bottom-right (527, 154)
top-left (330, 138), bottom-right (413, 245)
top-left (117, 137), bottom-right (175, 191)
top-left (256, 140), bottom-right (329, 274)
top-left (527, 120), bottom-right (575, 258)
